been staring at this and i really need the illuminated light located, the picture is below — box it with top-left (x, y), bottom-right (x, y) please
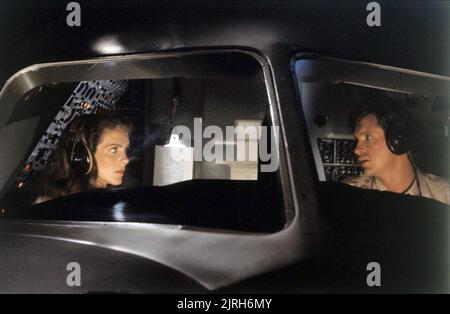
top-left (1, 208), bottom-right (5, 214)
top-left (82, 101), bottom-right (91, 110)
top-left (112, 202), bottom-right (126, 222)
top-left (93, 36), bottom-right (124, 54)
top-left (18, 182), bottom-right (24, 188)
top-left (24, 163), bottom-right (31, 171)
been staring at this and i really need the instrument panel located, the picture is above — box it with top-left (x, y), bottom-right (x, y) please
top-left (317, 138), bottom-right (363, 181)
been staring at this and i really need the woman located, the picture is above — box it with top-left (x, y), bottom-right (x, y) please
top-left (34, 113), bottom-right (132, 204)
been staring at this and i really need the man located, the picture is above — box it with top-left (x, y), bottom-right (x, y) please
top-left (343, 97), bottom-right (449, 205)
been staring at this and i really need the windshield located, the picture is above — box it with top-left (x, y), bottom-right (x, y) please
top-left (0, 53), bottom-right (287, 232)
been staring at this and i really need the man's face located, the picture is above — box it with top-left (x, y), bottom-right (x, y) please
top-left (353, 114), bottom-right (396, 177)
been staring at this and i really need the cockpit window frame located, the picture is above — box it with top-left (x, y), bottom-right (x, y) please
top-left (292, 54), bottom-right (450, 183)
top-left (293, 54), bottom-right (450, 97)
top-left (0, 49), bottom-right (296, 232)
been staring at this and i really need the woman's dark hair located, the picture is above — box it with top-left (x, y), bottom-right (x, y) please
top-left (34, 113), bottom-right (132, 202)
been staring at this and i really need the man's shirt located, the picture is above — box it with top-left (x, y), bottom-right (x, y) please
top-left (342, 169), bottom-right (450, 205)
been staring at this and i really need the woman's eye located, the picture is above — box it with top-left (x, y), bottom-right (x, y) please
top-left (365, 135), bottom-right (372, 142)
top-left (109, 147), bottom-right (118, 153)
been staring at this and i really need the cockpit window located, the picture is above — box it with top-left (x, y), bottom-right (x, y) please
top-left (294, 58), bottom-right (450, 205)
top-left (0, 52), bottom-right (287, 232)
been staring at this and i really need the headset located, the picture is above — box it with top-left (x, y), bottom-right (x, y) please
top-left (68, 117), bottom-right (94, 176)
top-left (384, 109), bottom-right (414, 156)
top-left (375, 108), bottom-right (422, 196)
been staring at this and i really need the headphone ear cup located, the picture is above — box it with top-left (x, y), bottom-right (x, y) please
top-left (70, 141), bottom-right (93, 175)
top-left (386, 123), bottom-right (409, 155)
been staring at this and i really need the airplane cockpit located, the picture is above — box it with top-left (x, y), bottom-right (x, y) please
top-left (0, 52), bottom-right (286, 233)
top-left (295, 58), bottom-right (449, 190)
top-left (1, 1), bottom-right (449, 294)
top-left (293, 58), bottom-right (450, 287)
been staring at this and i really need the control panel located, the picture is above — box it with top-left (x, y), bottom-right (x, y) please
top-left (15, 80), bottom-right (128, 187)
top-left (317, 138), bottom-right (363, 181)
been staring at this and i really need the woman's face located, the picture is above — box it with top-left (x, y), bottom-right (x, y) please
top-left (92, 126), bottom-right (130, 188)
